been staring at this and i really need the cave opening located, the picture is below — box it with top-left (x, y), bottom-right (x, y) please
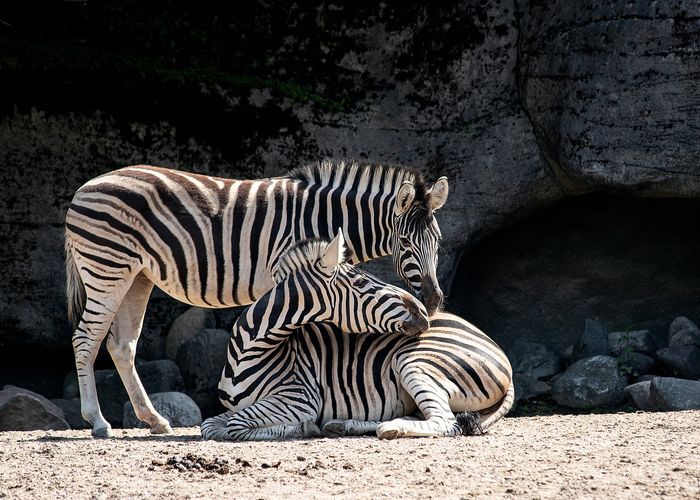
top-left (447, 193), bottom-right (700, 354)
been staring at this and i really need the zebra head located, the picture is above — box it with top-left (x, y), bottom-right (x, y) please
top-left (275, 232), bottom-right (430, 336)
top-left (392, 176), bottom-right (449, 316)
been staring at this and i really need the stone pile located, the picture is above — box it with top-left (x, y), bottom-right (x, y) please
top-left (508, 316), bottom-right (700, 412)
top-left (3, 306), bottom-right (241, 431)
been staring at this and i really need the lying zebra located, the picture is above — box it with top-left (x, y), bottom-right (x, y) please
top-left (201, 234), bottom-right (513, 441)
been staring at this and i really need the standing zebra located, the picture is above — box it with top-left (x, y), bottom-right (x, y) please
top-left (201, 237), bottom-right (513, 441)
top-left (64, 159), bottom-right (448, 437)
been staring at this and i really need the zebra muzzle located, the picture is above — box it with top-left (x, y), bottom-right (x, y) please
top-left (400, 296), bottom-right (430, 336)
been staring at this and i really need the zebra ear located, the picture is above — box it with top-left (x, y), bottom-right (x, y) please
top-left (394, 182), bottom-right (416, 216)
top-left (429, 176), bottom-right (449, 211)
top-left (320, 230), bottom-right (346, 269)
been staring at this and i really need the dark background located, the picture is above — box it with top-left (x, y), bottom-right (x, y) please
top-left (1, 0), bottom-right (699, 399)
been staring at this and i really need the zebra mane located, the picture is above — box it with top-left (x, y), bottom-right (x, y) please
top-left (286, 159), bottom-right (431, 208)
top-left (271, 238), bottom-right (354, 283)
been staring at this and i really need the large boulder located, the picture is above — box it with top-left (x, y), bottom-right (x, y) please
top-left (668, 316), bottom-right (700, 348)
top-left (176, 328), bottom-right (230, 413)
top-left (165, 307), bottom-right (216, 360)
top-left (648, 377), bottom-right (700, 411)
top-left (507, 340), bottom-right (563, 380)
top-left (50, 397), bottom-right (90, 430)
top-left (655, 345), bottom-right (700, 380)
top-left (0, 386), bottom-right (70, 431)
top-left (616, 351), bottom-right (655, 378)
top-left (513, 374), bottom-right (551, 405)
top-left (551, 355), bottom-right (628, 409)
top-left (608, 330), bottom-right (656, 357)
top-left (623, 381), bottom-right (659, 412)
top-left (572, 319), bottom-right (610, 362)
top-left (123, 392), bottom-right (202, 429)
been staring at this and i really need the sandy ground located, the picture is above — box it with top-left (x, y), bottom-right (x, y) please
top-left (0, 410), bottom-right (698, 500)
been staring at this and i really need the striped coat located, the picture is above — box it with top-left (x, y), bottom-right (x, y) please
top-left (64, 159), bottom-right (448, 437)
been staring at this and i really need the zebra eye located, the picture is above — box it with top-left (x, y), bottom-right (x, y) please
top-left (399, 236), bottom-right (412, 247)
top-left (354, 276), bottom-right (369, 288)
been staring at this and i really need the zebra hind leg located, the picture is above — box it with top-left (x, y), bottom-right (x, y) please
top-left (73, 281), bottom-right (133, 438)
top-left (321, 419), bottom-right (383, 438)
top-left (105, 272), bottom-right (173, 434)
top-left (376, 371), bottom-right (460, 439)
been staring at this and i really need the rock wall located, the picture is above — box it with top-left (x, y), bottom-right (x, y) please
top-left (1, 1), bottom-right (698, 399)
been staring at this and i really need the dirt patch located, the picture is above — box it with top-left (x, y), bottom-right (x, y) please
top-left (0, 410), bottom-right (698, 499)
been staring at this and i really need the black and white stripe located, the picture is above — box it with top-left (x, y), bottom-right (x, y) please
top-left (201, 235), bottom-right (431, 441)
top-left (64, 159), bottom-right (448, 437)
top-left (202, 251), bottom-right (513, 441)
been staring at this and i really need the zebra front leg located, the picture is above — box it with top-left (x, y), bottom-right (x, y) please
top-left (202, 395), bottom-right (319, 442)
top-left (321, 419), bottom-right (382, 437)
top-left (105, 273), bottom-right (172, 434)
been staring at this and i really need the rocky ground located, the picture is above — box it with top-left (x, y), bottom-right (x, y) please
top-left (0, 410), bottom-right (698, 499)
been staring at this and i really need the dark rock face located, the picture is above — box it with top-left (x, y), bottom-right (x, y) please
top-left (551, 355), bottom-right (628, 409)
top-left (122, 392), bottom-right (202, 429)
top-left (165, 307), bottom-right (216, 361)
top-left (2, 1), bottom-right (700, 401)
top-left (519, 1), bottom-right (700, 197)
top-left (0, 386), bottom-right (70, 431)
top-left (450, 196), bottom-right (700, 352)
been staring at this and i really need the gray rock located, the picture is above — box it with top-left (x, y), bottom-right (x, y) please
top-left (122, 392), bottom-right (202, 429)
top-left (176, 328), bottom-right (230, 412)
top-left (608, 330), bottom-right (656, 356)
top-left (50, 398), bottom-right (90, 430)
top-left (616, 352), bottom-right (655, 378)
top-left (513, 374), bottom-right (551, 404)
top-left (649, 377), bottom-right (700, 411)
top-left (636, 374), bottom-right (659, 383)
top-left (572, 319), bottom-right (610, 362)
top-left (623, 382), bottom-right (659, 412)
top-left (668, 317), bottom-right (700, 348)
top-left (655, 345), bottom-right (700, 380)
top-left (0, 386), bottom-right (70, 431)
top-left (61, 360), bottom-right (185, 426)
top-left (165, 307), bottom-right (216, 360)
top-left (136, 327), bottom-right (167, 362)
top-left (551, 355), bottom-right (628, 409)
top-left (507, 340), bottom-right (563, 380)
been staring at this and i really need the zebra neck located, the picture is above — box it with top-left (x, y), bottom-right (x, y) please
top-left (228, 275), bottom-right (327, 362)
top-left (291, 179), bottom-right (400, 264)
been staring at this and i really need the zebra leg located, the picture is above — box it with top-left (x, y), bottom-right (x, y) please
top-left (321, 419), bottom-right (382, 437)
top-left (203, 396), bottom-right (320, 442)
top-left (73, 278), bottom-right (135, 438)
top-left (376, 373), bottom-right (460, 439)
top-left (105, 272), bottom-right (172, 434)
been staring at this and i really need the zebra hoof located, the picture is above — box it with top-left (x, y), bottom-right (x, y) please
top-left (150, 422), bottom-right (174, 435)
top-left (376, 423), bottom-right (402, 440)
top-left (302, 421), bottom-right (322, 438)
top-left (91, 426), bottom-right (114, 439)
top-left (321, 421), bottom-right (347, 438)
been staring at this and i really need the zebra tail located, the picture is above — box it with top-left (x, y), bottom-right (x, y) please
top-left (65, 234), bottom-right (86, 327)
top-left (456, 382), bottom-right (515, 436)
